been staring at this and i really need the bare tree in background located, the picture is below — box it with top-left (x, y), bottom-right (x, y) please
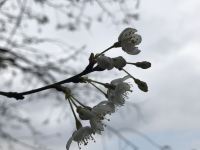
top-left (0, 0), bottom-right (140, 88)
top-left (0, 1), bottom-right (169, 150)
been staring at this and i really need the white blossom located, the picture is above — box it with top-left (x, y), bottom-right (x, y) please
top-left (118, 28), bottom-right (137, 41)
top-left (96, 55), bottom-right (114, 70)
top-left (90, 101), bottom-right (115, 134)
top-left (107, 75), bottom-right (132, 106)
top-left (66, 126), bottom-right (95, 150)
top-left (89, 118), bottom-right (104, 134)
top-left (118, 27), bottom-right (142, 55)
top-left (121, 45), bottom-right (141, 55)
top-left (130, 34), bottom-right (142, 45)
top-left (77, 101), bottom-right (115, 134)
top-left (92, 101), bottom-right (115, 115)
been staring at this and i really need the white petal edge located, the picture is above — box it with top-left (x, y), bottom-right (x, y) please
top-left (66, 137), bottom-right (73, 150)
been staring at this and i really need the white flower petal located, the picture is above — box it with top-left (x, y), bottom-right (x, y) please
top-left (111, 75), bottom-right (130, 85)
top-left (73, 126), bottom-right (94, 143)
top-left (122, 75), bottom-right (131, 81)
top-left (66, 137), bottom-right (73, 150)
top-left (130, 34), bottom-right (142, 45)
top-left (107, 76), bottom-right (132, 106)
top-left (118, 27), bottom-right (137, 42)
top-left (121, 41), bottom-right (141, 55)
top-left (93, 101), bottom-right (115, 115)
top-left (111, 78), bottom-right (123, 85)
top-left (118, 28), bottom-right (142, 55)
top-left (90, 118), bottom-right (104, 134)
top-left (108, 92), bottom-right (125, 106)
top-left (115, 82), bottom-right (131, 94)
top-left (66, 127), bottom-right (94, 150)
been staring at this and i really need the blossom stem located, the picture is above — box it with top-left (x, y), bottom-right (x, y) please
top-left (69, 97), bottom-right (78, 107)
top-left (86, 79), bottom-right (106, 86)
top-left (95, 44), bottom-right (116, 58)
top-left (86, 78), bottom-right (115, 90)
top-left (71, 95), bottom-right (88, 108)
top-left (68, 98), bottom-right (78, 121)
top-left (126, 62), bottom-right (136, 65)
top-left (89, 82), bottom-right (107, 97)
top-left (122, 68), bottom-right (148, 92)
top-left (122, 69), bottom-right (135, 80)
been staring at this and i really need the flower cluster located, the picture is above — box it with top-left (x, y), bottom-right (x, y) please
top-left (64, 27), bottom-right (151, 150)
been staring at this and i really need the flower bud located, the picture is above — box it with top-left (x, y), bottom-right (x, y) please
top-left (112, 56), bottom-right (127, 69)
top-left (96, 55), bottom-right (114, 70)
top-left (134, 61), bottom-right (151, 69)
top-left (134, 78), bottom-right (148, 92)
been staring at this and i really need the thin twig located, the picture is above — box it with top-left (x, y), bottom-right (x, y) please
top-left (107, 125), bottom-right (138, 150)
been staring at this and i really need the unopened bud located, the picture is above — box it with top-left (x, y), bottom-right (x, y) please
top-left (134, 61), bottom-right (151, 69)
top-left (134, 78), bottom-right (148, 92)
top-left (112, 56), bottom-right (127, 69)
top-left (96, 55), bottom-right (114, 70)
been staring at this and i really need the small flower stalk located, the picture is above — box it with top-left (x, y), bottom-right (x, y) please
top-left (65, 27), bottom-right (151, 149)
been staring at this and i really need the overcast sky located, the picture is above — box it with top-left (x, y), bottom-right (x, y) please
top-left (1, 0), bottom-right (200, 150)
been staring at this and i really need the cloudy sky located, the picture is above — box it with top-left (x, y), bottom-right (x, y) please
top-left (1, 0), bottom-right (200, 150)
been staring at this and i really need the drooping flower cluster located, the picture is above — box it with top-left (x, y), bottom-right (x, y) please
top-left (64, 27), bottom-right (151, 150)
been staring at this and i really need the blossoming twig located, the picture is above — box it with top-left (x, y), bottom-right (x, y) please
top-left (0, 53), bottom-right (100, 100)
top-left (0, 27), bottom-right (151, 150)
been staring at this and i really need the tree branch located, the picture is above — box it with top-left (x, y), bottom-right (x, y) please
top-left (0, 53), bottom-right (104, 100)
